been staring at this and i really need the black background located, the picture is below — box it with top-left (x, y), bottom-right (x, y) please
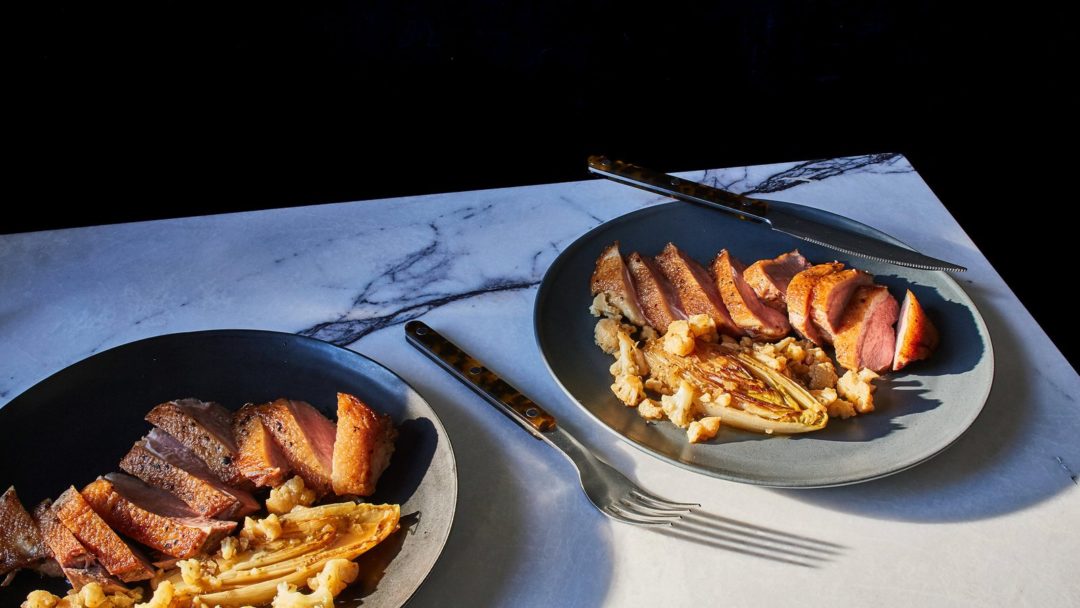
top-left (9, 1), bottom-right (1075, 365)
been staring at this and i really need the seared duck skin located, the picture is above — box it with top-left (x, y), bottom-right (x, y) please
top-left (52, 487), bottom-right (155, 582)
top-left (655, 243), bottom-right (741, 337)
top-left (332, 392), bottom-right (398, 497)
top-left (146, 398), bottom-right (251, 489)
top-left (81, 474), bottom-right (236, 559)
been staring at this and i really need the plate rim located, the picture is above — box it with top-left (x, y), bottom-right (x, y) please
top-left (533, 202), bottom-right (996, 488)
top-left (0, 328), bottom-right (458, 606)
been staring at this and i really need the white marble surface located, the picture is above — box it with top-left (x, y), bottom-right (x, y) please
top-left (2, 153), bottom-right (1077, 607)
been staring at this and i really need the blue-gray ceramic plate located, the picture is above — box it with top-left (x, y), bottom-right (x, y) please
top-left (0, 330), bottom-right (456, 607)
top-left (535, 202), bottom-right (994, 488)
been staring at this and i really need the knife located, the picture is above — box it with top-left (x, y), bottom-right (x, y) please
top-left (586, 156), bottom-right (966, 272)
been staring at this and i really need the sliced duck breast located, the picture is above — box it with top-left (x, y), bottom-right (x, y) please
top-left (743, 250), bottom-right (810, 311)
top-left (590, 242), bottom-right (648, 326)
top-left (0, 487), bottom-right (47, 582)
top-left (33, 500), bottom-right (125, 593)
top-left (834, 285), bottom-right (900, 372)
top-left (332, 392), bottom-right (398, 497)
top-left (146, 398), bottom-right (250, 489)
top-left (893, 289), bottom-right (939, 371)
top-left (810, 268), bottom-right (873, 343)
top-left (711, 250), bottom-right (791, 340)
top-left (81, 474), bottom-right (236, 559)
top-left (654, 243), bottom-right (742, 336)
top-left (786, 262), bottom-right (845, 345)
top-left (119, 429), bottom-right (258, 519)
top-left (51, 487), bottom-right (154, 582)
top-left (626, 252), bottom-right (687, 333)
top-left (257, 399), bottom-right (338, 496)
top-left (233, 403), bottom-right (292, 488)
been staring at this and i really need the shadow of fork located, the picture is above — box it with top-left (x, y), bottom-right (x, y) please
top-left (655, 509), bottom-right (846, 568)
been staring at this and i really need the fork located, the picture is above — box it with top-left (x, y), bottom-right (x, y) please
top-left (405, 321), bottom-right (697, 526)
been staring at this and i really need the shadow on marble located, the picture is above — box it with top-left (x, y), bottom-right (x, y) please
top-left (777, 284), bottom-right (1078, 522)
top-left (402, 382), bottom-right (615, 608)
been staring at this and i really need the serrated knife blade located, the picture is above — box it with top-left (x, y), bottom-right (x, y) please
top-left (586, 156), bottom-right (966, 272)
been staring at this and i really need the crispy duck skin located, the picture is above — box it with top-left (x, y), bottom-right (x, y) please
top-left (233, 403), bottom-right (292, 488)
top-left (257, 398), bottom-right (338, 496)
top-left (655, 243), bottom-right (742, 336)
top-left (332, 392), bottom-right (398, 497)
top-left (893, 289), bottom-right (939, 371)
top-left (626, 251), bottom-right (687, 333)
top-left (711, 250), bottom-right (791, 340)
top-left (743, 250), bottom-right (810, 312)
top-left (809, 268), bottom-right (873, 344)
top-left (120, 429), bottom-right (258, 519)
top-left (786, 262), bottom-right (844, 345)
top-left (834, 285), bottom-right (900, 372)
top-left (33, 500), bottom-right (126, 593)
top-left (146, 398), bottom-right (251, 489)
top-left (0, 487), bottom-right (47, 582)
top-left (52, 487), bottom-right (154, 582)
top-left (81, 474), bottom-right (236, 559)
top-left (590, 242), bottom-right (649, 326)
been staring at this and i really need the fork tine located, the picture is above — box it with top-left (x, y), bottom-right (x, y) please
top-left (629, 488), bottom-right (699, 509)
top-left (619, 495), bottom-right (691, 515)
top-left (604, 504), bottom-right (676, 527)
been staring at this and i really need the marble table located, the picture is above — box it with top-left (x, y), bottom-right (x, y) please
top-left (2, 153), bottom-right (1077, 607)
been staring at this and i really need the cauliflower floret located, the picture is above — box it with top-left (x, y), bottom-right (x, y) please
top-left (660, 380), bottom-right (698, 428)
top-left (218, 536), bottom-right (240, 561)
top-left (811, 387), bottom-right (838, 406)
top-left (589, 293), bottom-right (623, 320)
top-left (611, 374), bottom-right (645, 407)
top-left (609, 332), bottom-right (648, 377)
top-left (687, 314), bottom-right (718, 342)
top-left (644, 377), bottom-right (665, 392)
top-left (267, 475), bottom-right (317, 515)
top-left (687, 417), bottom-right (722, 443)
top-left (663, 320), bottom-right (695, 356)
top-left (837, 369), bottom-right (878, 413)
top-left (827, 399), bottom-right (857, 419)
top-left (807, 361), bottom-right (839, 391)
top-left (24, 584), bottom-right (141, 608)
top-left (637, 398), bottom-right (665, 421)
top-left (134, 581), bottom-right (173, 608)
top-left (698, 392), bottom-right (732, 417)
top-left (241, 513), bottom-right (283, 542)
top-left (783, 341), bottom-right (807, 364)
top-left (78, 583), bottom-right (107, 608)
top-left (271, 559), bottom-right (358, 608)
top-left (639, 325), bottom-right (659, 341)
top-left (22, 590), bottom-right (61, 608)
top-left (177, 558), bottom-right (220, 592)
top-left (594, 318), bottom-right (622, 354)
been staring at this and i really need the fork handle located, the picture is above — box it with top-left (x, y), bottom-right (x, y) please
top-left (405, 321), bottom-right (558, 440)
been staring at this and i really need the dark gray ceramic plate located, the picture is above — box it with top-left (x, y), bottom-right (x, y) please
top-left (0, 330), bottom-right (456, 607)
top-left (535, 202), bottom-right (994, 488)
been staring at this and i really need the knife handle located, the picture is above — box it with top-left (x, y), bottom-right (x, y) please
top-left (587, 155), bottom-right (770, 222)
top-left (405, 321), bottom-right (557, 439)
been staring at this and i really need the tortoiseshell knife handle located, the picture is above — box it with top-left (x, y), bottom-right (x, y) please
top-left (587, 155), bottom-right (771, 221)
top-left (405, 321), bottom-right (558, 439)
